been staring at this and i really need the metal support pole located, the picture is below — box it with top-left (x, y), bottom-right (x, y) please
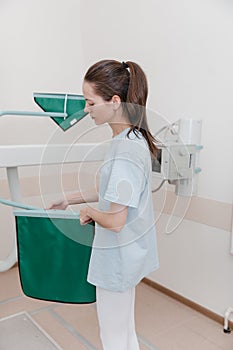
top-left (0, 167), bottom-right (21, 271)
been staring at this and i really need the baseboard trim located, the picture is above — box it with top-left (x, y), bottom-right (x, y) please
top-left (142, 278), bottom-right (233, 330)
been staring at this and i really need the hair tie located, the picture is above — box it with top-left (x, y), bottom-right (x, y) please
top-left (122, 61), bottom-right (129, 69)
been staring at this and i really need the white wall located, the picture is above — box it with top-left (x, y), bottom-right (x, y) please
top-left (150, 212), bottom-right (233, 317)
top-left (0, 0), bottom-right (86, 145)
top-left (0, 0), bottom-right (233, 318)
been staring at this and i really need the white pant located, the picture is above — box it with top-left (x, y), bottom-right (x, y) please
top-left (96, 286), bottom-right (140, 350)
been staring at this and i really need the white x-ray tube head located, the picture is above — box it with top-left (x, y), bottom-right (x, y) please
top-left (175, 119), bottom-right (202, 196)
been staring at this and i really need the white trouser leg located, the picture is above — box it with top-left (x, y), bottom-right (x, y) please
top-left (96, 286), bottom-right (140, 350)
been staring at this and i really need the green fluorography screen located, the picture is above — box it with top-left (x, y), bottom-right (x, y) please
top-left (15, 213), bottom-right (96, 303)
top-left (34, 93), bottom-right (88, 131)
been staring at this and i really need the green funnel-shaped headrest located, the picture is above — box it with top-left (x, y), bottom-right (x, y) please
top-left (34, 93), bottom-right (88, 131)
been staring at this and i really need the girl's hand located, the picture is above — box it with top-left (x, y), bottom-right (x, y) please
top-left (48, 199), bottom-right (69, 210)
top-left (80, 207), bottom-right (93, 225)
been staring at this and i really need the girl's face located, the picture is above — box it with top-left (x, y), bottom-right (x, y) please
top-left (83, 81), bottom-right (115, 125)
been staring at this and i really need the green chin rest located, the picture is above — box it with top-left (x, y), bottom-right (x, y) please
top-left (34, 92), bottom-right (88, 131)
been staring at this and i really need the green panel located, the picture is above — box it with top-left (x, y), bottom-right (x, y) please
top-left (16, 214), bottom-right (96, 303)
top-left (34, 93), bottom-right (88, 131)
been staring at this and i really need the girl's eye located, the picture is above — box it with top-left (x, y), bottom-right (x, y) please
top-left (87, 102), bottom-right (94, 107)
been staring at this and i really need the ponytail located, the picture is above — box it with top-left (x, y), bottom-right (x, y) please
top-left (123, 61), bottom-right (158, 157)
top-left (84, 59), bottom-right (158, 157)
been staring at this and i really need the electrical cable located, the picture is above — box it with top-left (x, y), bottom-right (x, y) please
top-left (152, 179), bottom-right (167, 193)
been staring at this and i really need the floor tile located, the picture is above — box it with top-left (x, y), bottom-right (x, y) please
top-left (54, 303), bottom-right (102, 350)
top-left (135, 283), bottom-right (197, 338)
top-left (0, 312), bottom-right (62, 350)
top-left (0, 295), bottom-right (52, 319)
top-left (185, 313), bottom-right (233, 350)
top-left (32, 310), bottom-right (88, 350)
top-left (0, 267), bottom-right (22, 301)
top-left (153, 324), bottom-right (223, 350)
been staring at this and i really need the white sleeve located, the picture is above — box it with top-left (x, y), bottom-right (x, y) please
top-left (103, 153), bottom-right (148, 208)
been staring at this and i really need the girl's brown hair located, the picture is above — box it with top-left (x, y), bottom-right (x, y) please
top-left (84, 59), bottom-right (158, 157)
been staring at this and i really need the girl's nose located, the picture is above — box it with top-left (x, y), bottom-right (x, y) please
top-left (84, 104), bottom-right (89, 113)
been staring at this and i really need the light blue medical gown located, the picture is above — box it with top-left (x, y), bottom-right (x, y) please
top-left (87, 128), bottom-right (159, 292)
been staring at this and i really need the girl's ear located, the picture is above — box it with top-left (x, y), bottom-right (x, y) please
top-left (111, 95), bottom-right (121, 110)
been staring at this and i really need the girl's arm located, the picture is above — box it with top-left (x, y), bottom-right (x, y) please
top-left (80, 202), bottom-right (128, 233)
top-left (48, 187), bottom-right (99, 210)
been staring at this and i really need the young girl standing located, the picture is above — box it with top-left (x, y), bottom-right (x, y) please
top-left (50, 59), bottom-right (159, 350)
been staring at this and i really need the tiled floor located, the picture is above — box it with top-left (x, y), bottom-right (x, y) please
top-left (0, 267), bottom-right (233, 350)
